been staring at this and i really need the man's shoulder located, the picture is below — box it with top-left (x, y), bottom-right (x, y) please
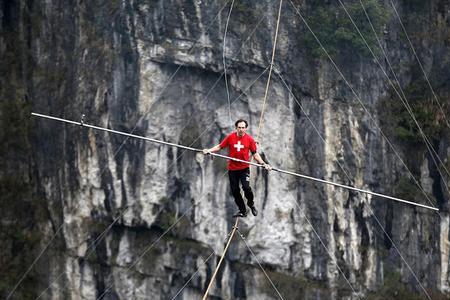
top-left (226, 132), bottom-right (237, 139)
top-left (244, 133), bottom-right (255, 141)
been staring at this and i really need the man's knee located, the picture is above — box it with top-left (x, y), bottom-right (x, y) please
top-left (243, 186), bottom-right (253, 198)
top-left (231, 186), bottom-right (241, 196)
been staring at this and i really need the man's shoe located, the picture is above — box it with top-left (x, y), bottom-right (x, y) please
top-left (233, 210), bottom-right (247, 218)
top-left (250, 206), bottom-right (258, 216)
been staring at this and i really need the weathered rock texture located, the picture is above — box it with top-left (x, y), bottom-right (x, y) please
top-left (1, 0), bottom-right (450, 299)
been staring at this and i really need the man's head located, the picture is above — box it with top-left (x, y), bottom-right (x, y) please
top-left (235, 119), bottom-right (248, 137)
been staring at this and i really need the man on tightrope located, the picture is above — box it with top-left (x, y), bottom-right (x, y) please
top-left (203, 119), bottom-right (272, 217)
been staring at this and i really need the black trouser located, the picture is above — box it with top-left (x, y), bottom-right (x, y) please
top-left (228, 168), bottom-right (254, 213)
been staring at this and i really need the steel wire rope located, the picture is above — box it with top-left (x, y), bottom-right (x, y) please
top-left (100, 65), bottom-right (265, 300)
top-left (337, 0), bottom-right (450, 209)
top-left (389, 0), bottom-right (450, 130)
top-left (170, 251), bottom-right (215, 300)
top-left (171, 220), bottom-right (250, 300)
top-left (256, 0), bottom-right (284, 143)
top-left (95, 171), bottom-right (232, 300)
top-left (33, 65), bottom-right (270, 300)
top-left (288, 196), bottom-right (363, 299)
top-left (236, 229), bottom-right (286, 300)
top-left (32, 111), bottom-right (439, 211)
top-left (175, 13), bottom-right (268, 139)
top-left (37, 199), bottom-right (194, 300)
top-left (275, 68), bottom-right (432, 300)
top-left (171, 217), bottom-right (259, 300)
top-left (201, 218), bottom-right (239, 300)
top-left (286, 0), bottom-right (438, 211)
top-left (223, 0), bottom-right (235, 125)
top-left (256, 70), bottom-right (360, 298)
top-left (97, 168), bottom-right (230, 300)
top-left (33, 112), bottom-right (440, 211)
top-left (33, 113), bottom-right (440, 296)
top-left (84, 0), bottom-right (230, 195)
top-left (96, 205), bottom-right (194, 300)
top-left (34, 207), bottom-right (131, 300)
top-left (8, 3), bottom-right (233, 299)
top-left (5, 225), bottom-right (64, 300)
top-left (356, 0), bottom-right (446, 219)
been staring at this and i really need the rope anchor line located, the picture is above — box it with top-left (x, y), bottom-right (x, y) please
top-left (31, 112), bottom-right (439, 211)
top-left (202, 218), bottom-right (240, 300)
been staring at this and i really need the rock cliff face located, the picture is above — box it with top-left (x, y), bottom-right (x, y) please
top-left (2, 0), bottom-right (450, 299)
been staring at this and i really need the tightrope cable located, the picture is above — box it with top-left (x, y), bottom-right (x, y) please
top-left (33, 65), bottom-right (269, 298)
top-left (256, 0), bottom-right (284, 143)
top-left (33, 65), bottom-right (269, 299)
top-left (31, 112), bottom-right (438, 212)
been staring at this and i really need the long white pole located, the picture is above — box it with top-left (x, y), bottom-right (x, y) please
top-left (31, 112), bottom-right (439, 211)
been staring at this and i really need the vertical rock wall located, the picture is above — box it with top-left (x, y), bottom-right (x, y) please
top-left (2, 0), bottom-right (450, 299)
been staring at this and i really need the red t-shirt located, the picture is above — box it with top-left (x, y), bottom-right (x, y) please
top-left (219, 132), bottom-right (257, 170)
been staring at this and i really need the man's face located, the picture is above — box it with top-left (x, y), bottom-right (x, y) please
top-left (236, 121), bottom-right (247, 137)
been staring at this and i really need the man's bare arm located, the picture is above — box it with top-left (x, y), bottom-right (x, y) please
top-left (253, 152), bottom-right (272, 170)
top-left (202, 144), bottom-right (221, 155)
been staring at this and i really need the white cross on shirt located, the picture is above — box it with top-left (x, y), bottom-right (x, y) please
top-left (234, 141), bottom-right (244, 152)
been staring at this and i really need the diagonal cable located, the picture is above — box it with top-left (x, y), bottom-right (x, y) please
top-left (223, 0), bottom-right (235, 125)
top-left (338, 0), bottom-right (450, 207)
top-left (256, 0), bottom-right (284, 143)
top-left (96, 206), bottom-right (194, 299)
top-left (275, 68), bottom-right (431, 300)
top-left (5, 224), bottom-right (64, 300)
top-left (289, 197), bottom-right (362, 299)
top-left (170, 251), bottom-right (216, 300)
top-left (15, 2), bottom-right (268, 298)
top-left (33, 65), bottom-right (269, 299)
top-left (97, 169), bottom-right (232, 300)
top-left (286, 0), bottom-right (438, 211)
top-left (357, 0), bottom-right (446, 217)
top-left (389, 0), bottom-right (450, 131)
top-left (12, 3), bottom-right (233, 299)
top-left (201, 218), bottom-right (239, 300)
top-left (33, 206), bottom-right (131, 300)
top-left (236, 229), bottom-right (286, 300)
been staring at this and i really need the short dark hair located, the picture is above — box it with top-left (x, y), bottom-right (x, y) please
top-left (235, 119), bottom-right (248, 128)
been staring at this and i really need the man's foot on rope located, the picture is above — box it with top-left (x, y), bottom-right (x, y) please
top-left (249, 206), bottom-right (258, 216)
top-left (233, 210), bottom-right (247, 218)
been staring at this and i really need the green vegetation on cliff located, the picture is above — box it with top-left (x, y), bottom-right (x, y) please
top-left (303, 0), bottom-right (389, 59)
